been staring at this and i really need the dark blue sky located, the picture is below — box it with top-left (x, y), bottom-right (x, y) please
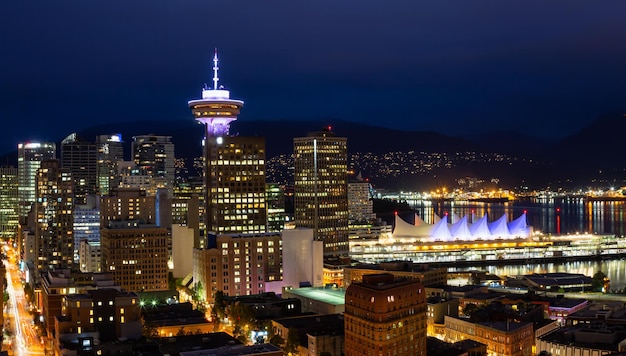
top-left (2, 1), bottom-right (626, 155)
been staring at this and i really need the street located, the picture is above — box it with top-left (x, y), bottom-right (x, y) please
top-left (3, 244), bottom-right (43, 356)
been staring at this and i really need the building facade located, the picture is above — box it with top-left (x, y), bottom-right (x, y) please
top-left (0, 166), bottom-right (19, 240)
top-left (100, 188), bottom-right (156, 227)
top-left (34, 159), bottom-right (74, 272)
top-left (266, 183), bottom-right (286, 233)
top-left (294, 128), bottom-right (349, 256)
top-left (344, 273), bottom-right (427, 356)
top-left (96, 133), bottom-right (124, 196)
top-left (445, 316), bottom-right (533, 356)
top-left (132, 135), bottom-right (175, 196)
top-left (60, 133), bottom-right (98, 205)
top-left (73, 194), bottom-right (101, 262)
top-left (79, 240), bottom-right (102, 273)
top-left (100, 222), bottom-right (169, 292)
top-left (17, 141), bottom-right (56, 220)
top-left (348, 175), bottom-right (375, 223)
top-left (203, 136), bottom-right (267, 234)
top-left (192, 232), bottom-right (282, 304)
top-left (55, 289), bottom-right (142, 346)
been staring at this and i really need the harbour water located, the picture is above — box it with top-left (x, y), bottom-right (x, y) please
top-left (404, 197), bottom-right (626, 290)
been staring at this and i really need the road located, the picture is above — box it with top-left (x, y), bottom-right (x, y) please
top-left (3, 245), bottom-right (44, 356)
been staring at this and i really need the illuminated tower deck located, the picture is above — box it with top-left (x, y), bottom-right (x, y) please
top-left (188, 50), bottom-right (244, 137)
top-left (188, 51), bottom-right (267, 235)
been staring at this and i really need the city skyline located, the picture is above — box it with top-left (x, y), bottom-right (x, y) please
top-left (3, 2), bottom-right (626, 156)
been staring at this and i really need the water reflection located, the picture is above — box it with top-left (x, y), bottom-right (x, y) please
top-left (405, 197), bottom-right (626, 236)
top-left (462, 259), bottom-right (626, 292)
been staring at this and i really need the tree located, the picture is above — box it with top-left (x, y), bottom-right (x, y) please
top-left (177, 327), bottom-right (186, 336)
top-left (592, 271), bottom-right (607, 292)
top-left (230, 303), bottom-right (255, 337)
top-left (143, 325), bottom-right (158, 338)
top-left (269, 334), bottom-right (285, 348)
top-left (213, 291), bottom-right (226, 320)
top-left (462, 303), bottom-right (479, 317)
top-left (284, 327), bottom-right (300, 355)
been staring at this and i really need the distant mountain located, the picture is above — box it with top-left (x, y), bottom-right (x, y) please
top-left (460, 131), bottom-right (555, 157)
top-left (1, 115), bottom-right (624, 189)
top-left (548, 112), bottom-right (626, 186)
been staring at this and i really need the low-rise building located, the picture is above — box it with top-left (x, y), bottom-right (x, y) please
top-left (53, 289), bottom-right (142, 354)
top-left (142, 302), bottom-right (213, 338)
top-left (282, 287), bottom-right (345, 315)
top-left (272, 314), bottom-right (344, 356)
top-left (343, 261), bottom-right (447, 288)
top-left (444, 316), bottom-right (533, 356)
top-left (537, 324), bottom-right (626, 355)
top-left (427, 296), bottom-right (459, 338)
top-left (344, 273), bottom-right (427, 356)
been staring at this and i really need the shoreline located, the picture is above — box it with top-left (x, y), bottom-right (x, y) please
top-left (423, 251), bottom-right (626, 269)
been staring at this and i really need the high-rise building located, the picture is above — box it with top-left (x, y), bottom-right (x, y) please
top-left (100, 188), bottom-right (156, 227)
top-left (266, 183), bottom-right (286, 232)
top-left (348, 173), bottom-right (375, 223)
top-left (344, 273), bottom-right (427, 356)
top-left (116, 161), bottom-right (155, 193)
top-left (73, 194), bottom-right (101, 262)
top-left (96, 133), bottom-right (124, 196)
top-left (79, 239), bottom-right (101, 273)
top-left (188, 50), bottom-right (267, 234)
top-left (294, 128), bottom-right (349, 256)
top-left (132, 135), bottom-right (175, 196)
top-left (61, 133), bottom-right (98, 205)
top-left (172, 178), bottom-right (203, 246)
top-left (17, 141), bottom-right (56, 220)
top-left (0, 166), bottom-right (19, 241)
top-left (99, 188), bottom-right (171, 282)
top-left (34, 159), bottom-right (74, 272)
top-left (101, 221), bottom-right (169, 292)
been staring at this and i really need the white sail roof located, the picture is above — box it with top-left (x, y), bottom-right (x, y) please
top-left (430, 215), bottom-right (452, 241)
top-left (391, 212), bottom-right (531, 240)
top-left (450, 215), bottom-right (473, 240)
top-left (393, 214), bottom-right (432, 237)
top-left (488, 214), bottom-right (511, 238)
top-left (469, 214), bottom-right (492, 239)
top-left (414, 213), bottom-right (426, 226)
top-left (452, 213), bottom-right (462, 224)
top-left (508, 213), bottom-right (531, 237)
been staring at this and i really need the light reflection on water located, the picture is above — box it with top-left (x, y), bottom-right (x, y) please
top-left (456, 259), bottom-right (626, 292)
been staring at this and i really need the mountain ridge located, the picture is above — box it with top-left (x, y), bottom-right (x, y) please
top-left (1, 114), bottom-right (624, 189)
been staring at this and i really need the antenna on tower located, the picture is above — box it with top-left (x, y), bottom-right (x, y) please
top-left (212, 48), bottom-right (219, 90)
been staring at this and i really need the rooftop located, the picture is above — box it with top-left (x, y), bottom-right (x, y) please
top-left (285, 287), bottom-right (345, 306)
top-left (179, 343), bottom-right (281, 356)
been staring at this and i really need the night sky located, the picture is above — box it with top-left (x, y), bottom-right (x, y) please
top-left (2, 1), bottom-right (626, 156)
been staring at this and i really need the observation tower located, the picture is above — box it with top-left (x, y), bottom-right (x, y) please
top-left (188, 49), bottom-right (244, 137)
top-left (188, 51), bottom-right (268, 236)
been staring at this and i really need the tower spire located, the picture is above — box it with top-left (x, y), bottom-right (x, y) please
top-left (212, 48), bottom-right (219, 90)
top-left (189, 50), bottom-right (244, 137)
